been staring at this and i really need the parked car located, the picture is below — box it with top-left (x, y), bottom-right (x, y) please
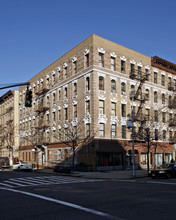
top-left (151, 163), bottom-right (176, 179)
top-left (53, 164), bottom-right (71, 173)
top-left (13, 160), bottom-right (32, 171)
top-left (0, 157), bottom-right (10, 169)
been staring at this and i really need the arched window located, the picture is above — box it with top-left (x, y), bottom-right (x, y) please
top-left (121, 82), bottom-right (126, 94)
top-left (99, 76), bottom-right (104, 90)
top-left (111, 80), bottom-right (116, 93)
top-left (154, 91), bottom-right (158, 103)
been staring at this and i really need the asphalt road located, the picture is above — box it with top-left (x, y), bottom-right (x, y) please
top-left (1, 170), bottom-right (176, 220)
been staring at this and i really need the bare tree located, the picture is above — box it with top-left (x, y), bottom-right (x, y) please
top-left (53, 118), bottom-right (96, 173)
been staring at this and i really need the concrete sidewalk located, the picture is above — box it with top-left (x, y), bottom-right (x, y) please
top-left (35, 168), bottom-right (149, 180)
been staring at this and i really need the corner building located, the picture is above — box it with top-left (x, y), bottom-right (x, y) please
top-left (19, 35), bottom-right (176, 170)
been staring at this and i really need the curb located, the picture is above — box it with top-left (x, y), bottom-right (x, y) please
top-left (34, 169), bottom-right (149, 180)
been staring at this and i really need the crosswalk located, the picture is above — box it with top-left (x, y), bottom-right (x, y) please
top-left (0, 176), bottom-right (100, 188)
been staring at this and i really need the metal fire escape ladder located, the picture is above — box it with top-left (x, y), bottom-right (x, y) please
top-left (130, 69), bottom-right (148, 140)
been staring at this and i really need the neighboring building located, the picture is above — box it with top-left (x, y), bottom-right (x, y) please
top-left (18, 34), bottom-right (176, 170)
top-left (0, 90), bottom-right (19, 165)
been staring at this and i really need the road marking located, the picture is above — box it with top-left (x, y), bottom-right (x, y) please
top-left (4, 180), bottom-right (26, 187)
top-left (0, 182), bottom-right (14, 187)
top-left (0, 187), bottom-right (122, 220)
top-left (147, 181), bottom-right (176, 185)
top-left (0, 176), bottom-right (102, 188)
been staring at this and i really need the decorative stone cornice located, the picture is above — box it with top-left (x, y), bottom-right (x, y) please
top-left (98, 114), bottom-right (107, 124)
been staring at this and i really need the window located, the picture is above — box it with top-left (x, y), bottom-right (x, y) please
top-left (99, 53), bottom-right (104, 67)
top-left (131, 63), bottom-right (135, 73)
top-left (99, 76), bottom-right (104, 90)
top-left (99, 100), bottom-right (104, 114)
top-left (64, 67), bottom-right (67, 78)
top-left (168, 95), bottom-right (172, 106)
top-left (145, 89), bottom-right (149, 100)
top-left (161, 75), bottom-right (165, 86)
top-left (138, 66), bottom-right (142, 78)
top-left (46, 78), bottom-right (49, 86)
top-left (111, 124), bottom-right (116, 138)
top-left (47, 113), bottom-right (49, 122)
top-left (169, 113), bottom-right (172, 123)
top-left (111, 57), bottom-right (115, 71)
top-left (154, 72), bottom-right (157, 84)
top-left (155, 129), bottom-right (159, 141)
top-left (111, 102), bottom-right (116, 116)
top-left (130, 85), bottom-right (135, 99)
top-left (58, 90), bottom-right (61, 100)
top-left (121, 60), bottom-right (125, 73)
top-left (86, 77), bottom-right (90, 91)
top-left (168, 77), bottom-right (171, 88)
top-left (174, 79), bottom-right (176, 90)
top-left (131, 105), bottom-right (135, 115)
top-left (64, 108), bottom-right (68, 120)
top-left (57, 69), bottom-right (61, 80)
top-left (154, 91), bottom-right (158, 103)
top-left (53, 93), bottom-right (56, 103)
top-left (86, 100), bottom-right (90, 114)
top-left (73, 83), bottom-right (77, 96)
top-left (99, 123), bottom-right (105, 137)
top-left (145, 69), bottom-right (149, 80)
top-left (86, 124), bottom-right (90, 137)
top-left (111, 80), bottom-right (116, 93)
top-left (121, 104), bottom-right (126, 117)
top-left (162, 94), bottom-right (165, 104)
top-left (52, 73), bottom-right (55, 83)
top-left (73, 61), bottom-right (77, 74)
top-left (145, 109), bottom-right (150, 120)
top-left (53, 112), bottom-right (56, 121)
top-left (154, 110), bottom-right (158, 122)
top-left (58, 109), bottom-right (61, 120)
top-left (73, 105), bottom-right (77, 118)
top-left (122, 125), bottom-right (126, 139)
top-left (85, 54), bottom-right (89, 68)
top-left (163, 130), bottom-right (166, 141)
top-left (64, 87), bottom-right (67, 99)
top-left (162, 112), bottom-right (166, 123)
top-left (121, 82), bottom-right (126, 95)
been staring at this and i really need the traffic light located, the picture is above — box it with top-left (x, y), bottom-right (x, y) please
top-left (25, 90), bottom-right (32, 107)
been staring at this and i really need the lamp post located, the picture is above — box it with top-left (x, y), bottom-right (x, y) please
top-left (131, 106), bottom-right (135, 177)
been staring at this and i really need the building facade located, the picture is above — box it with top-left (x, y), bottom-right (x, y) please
top-left (18, 35), bottom-right (176, 170)
top-left (0, 90), bottom-right (19, 165)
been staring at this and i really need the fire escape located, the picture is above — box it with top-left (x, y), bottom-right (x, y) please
top-left (129, 68), bottom-right (149, 140)
top-left (34, 81), bottom-right (50, 145)
top-left (168, 81), bottom-right (176, 144)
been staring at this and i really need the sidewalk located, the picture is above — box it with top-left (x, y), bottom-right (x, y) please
top-left (35, 168), bottom-right (149, 180)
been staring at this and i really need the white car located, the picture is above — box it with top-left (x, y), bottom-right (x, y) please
top-left (13, 161), bottom-right (32, 171)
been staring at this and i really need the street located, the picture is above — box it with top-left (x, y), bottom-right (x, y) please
top-left (0, 170), bottom-right (176, 220)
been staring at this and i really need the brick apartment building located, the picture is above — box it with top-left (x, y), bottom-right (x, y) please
top-left (0, 90), bottom-right (19, 165)
top-left (18, 34), bottom-right (176, 171)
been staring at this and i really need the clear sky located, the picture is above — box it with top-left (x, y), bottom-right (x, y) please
top-left (0, 0), bottom-right (176, 96)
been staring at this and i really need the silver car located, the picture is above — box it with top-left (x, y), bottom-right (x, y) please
top-left (13, 160), bottom-right (32, 171)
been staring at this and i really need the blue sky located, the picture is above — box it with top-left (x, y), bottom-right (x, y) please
top-left (0, 0), bottom-right (176, 96)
